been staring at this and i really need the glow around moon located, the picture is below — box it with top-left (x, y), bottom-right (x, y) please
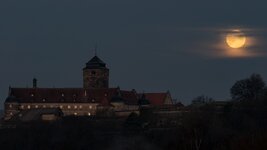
top-left (226, 31), bottom-right (246, 49)
top-left (206, 28), bottom-right (262, 58)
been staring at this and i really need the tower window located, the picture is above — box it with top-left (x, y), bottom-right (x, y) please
top-left (91, 71), bottom-right (96, 75)
top-left (84, 90), bottom-right (87, 96)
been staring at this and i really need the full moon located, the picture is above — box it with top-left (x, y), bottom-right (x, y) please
top-left (226, 30), bottom-right (246, 49)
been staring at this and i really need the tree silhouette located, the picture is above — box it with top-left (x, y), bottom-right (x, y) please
top-left (191, 95), bottom-right (214, 106)
top-left (230, 74), bottom-right (265, 101)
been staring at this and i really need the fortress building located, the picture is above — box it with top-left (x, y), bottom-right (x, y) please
top-left (4, 55), bottom-right (173, 120)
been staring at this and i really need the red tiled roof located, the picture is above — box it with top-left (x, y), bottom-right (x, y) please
top-left (121, 90), bottom-right (138, 105)
top-left (142, 93), bottom-right (169, 106)
top-left (8, 88), bottom-right (139, 105)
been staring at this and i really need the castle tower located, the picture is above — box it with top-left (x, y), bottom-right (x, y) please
top-left (83, 55), bottom-right (109, 89)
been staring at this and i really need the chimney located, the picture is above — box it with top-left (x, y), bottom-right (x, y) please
top-left (8, 86), bottom-right (11, 96)
top-left (33, 78), bottom-right (37, 88)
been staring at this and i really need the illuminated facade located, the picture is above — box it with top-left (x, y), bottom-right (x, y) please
top-left (4, 55), bottom-right (173, 120)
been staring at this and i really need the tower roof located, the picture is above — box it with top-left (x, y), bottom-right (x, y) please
top-left (84, 56), bottom-right (107, 69)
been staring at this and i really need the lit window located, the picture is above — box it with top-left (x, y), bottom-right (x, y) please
top-left (74, 105), bottom-right (77, 109)
top-left (21, 105), bottom-right (24, 109)
top-left (79, 105), bottom-right (82, 109)
top-left (74, 112), bottom-right (77, 115)
top-left (10, 112), bottom-right (13, 115)
top-left (50, 105), bottom-right (53, 108)
top-left (9, 104), bottom-right (12, 108)
top-left (89, 105), bottom-right (92, 109)
top-left (60, 105), bottom-right (63, 109)
top-left (27, 105), bottom-right (31, 109)
top-left (62, 93), bottom-right (65, 97)
top-left (43, 105), bottom-right (46, 108)
top-left (35, 105), bottom-right (38, 108)
top-left (88, 112), bottom-right (91, 116)
top-left (68, 105), bottom-right (71, 109)
top-left (31, 93), bottom-right (34, 97)
top-left (42, 99), bottom-right (46, 102)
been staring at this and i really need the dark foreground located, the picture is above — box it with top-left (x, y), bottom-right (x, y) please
top-left (1, 100), bottom-right (267, 150)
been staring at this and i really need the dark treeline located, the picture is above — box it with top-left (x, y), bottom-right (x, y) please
top-left (1, 74), bottom-right (267, 150)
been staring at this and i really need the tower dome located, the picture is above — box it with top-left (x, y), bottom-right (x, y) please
top-left (84, 56), bottom-right (107, 69)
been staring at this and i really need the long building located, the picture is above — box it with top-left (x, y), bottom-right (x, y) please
top-left (4, 55), bottom-right (173, 120)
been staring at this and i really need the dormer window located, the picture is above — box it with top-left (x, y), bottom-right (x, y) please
top-left (73, 94), bottom-right (77, 102)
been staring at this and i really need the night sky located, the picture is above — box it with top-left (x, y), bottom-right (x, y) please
top-left (1, 0), bottom-right (267, 108)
